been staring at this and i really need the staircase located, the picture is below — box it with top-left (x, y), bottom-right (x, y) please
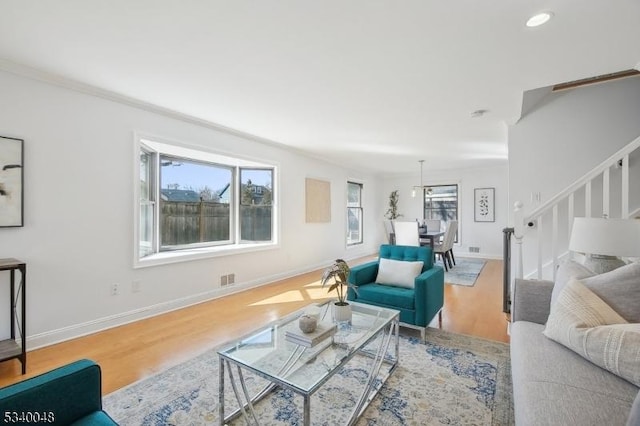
top-left (512, 135), bottom-right (640, 283)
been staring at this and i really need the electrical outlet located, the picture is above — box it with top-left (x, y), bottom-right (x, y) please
top-left (110, 283), bottom-right (120, 296)
top-left (228, 273), bottom-right (235, 285)
top-left (132, 280), bottom-right (141, 293)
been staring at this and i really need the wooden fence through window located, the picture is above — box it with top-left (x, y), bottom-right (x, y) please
top-left (161, 201), bottom-right (271, 245)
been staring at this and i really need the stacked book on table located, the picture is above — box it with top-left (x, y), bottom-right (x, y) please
top-left (285, 321), bottom-right (337, 348)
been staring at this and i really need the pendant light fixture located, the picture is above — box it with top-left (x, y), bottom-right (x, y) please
top-left (412, 160), bottom-right (433, 198)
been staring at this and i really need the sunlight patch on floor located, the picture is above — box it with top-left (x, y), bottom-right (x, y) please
top-left (250, 290), bottom-right (305, 305)
top-left (249, 280), bottom-right (331, 306)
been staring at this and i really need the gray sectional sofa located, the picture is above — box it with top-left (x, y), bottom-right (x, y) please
top-left (510, 261), bottom-right (640, 426)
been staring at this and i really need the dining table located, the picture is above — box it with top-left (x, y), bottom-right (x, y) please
top-left (418, 228), bottom-right (445, 249)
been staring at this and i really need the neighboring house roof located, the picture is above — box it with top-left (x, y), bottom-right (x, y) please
top-left (160, 189), bottom-right (201, 202)
top-left (217, 183), bottom-right (272, 204)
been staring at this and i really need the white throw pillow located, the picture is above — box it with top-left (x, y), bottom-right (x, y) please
top-left (375, 258), bottom-right (424, 289)
top-left (544, 278), bottom-right (640, 387)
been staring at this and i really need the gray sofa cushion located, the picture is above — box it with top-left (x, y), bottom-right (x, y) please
top-left (628, 392), bottom-right (640, 426)
top-left (511, 321), bottom-right (638, 426)
top-left (551, 261), bottom-right (640, 323)
top-left (550, 260), bottom-right (594, 306)
top-left (581, 262), bottom-right (640, 323)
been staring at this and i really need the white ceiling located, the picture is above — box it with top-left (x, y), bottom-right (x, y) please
top-left (1, 1), bottom-right (639, 175)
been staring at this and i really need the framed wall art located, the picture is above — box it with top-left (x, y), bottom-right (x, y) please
top-left (305, 178), bottom-right (331, 223)
top-left (474, 187), bottom-right (495, 222)
top-left (0, 136), bottom-right (24, 227)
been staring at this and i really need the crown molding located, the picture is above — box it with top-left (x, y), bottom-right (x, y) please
top-left (0, 59), bottom-right (291, 151)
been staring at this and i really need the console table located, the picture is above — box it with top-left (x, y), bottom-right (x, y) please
top-left (0, 258), bottom-right (26, 374)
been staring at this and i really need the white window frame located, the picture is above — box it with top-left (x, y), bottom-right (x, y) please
top-left (422, 182), bottom-right (460, 243)
top-left (133, 134), bottom-right (279, 268)
top-left (346, 180), bottom-right (364, 246)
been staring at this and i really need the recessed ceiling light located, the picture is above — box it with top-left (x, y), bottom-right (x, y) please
top-left (526, 12), bottom-right (553, 27)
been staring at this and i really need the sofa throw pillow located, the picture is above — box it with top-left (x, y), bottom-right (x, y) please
top-left (550, 260), bottom-right (594, 307)
top-left (375, 258), bottom-right (424, 289)
top-left (580, 261), bottom-right (640, 323)
top-left (544, 278), bottom-right (640, 387)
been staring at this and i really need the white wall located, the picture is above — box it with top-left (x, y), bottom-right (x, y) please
top-left (380, 165), bottom-right (509, 259)
top-left (508, 77), bottom-right (640, 278)
top-left (508, 77), bottom-right (640, 219)
top-left (0, 70), bottom-right (382, 348)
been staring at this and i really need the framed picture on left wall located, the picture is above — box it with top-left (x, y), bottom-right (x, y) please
top-left (0, 136), bottom-right (24, 227)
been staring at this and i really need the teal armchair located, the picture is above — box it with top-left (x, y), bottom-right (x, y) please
top-left (347, 244), bottom-right (445, 341)
top-left (0, 359), bottom-right (117, 425)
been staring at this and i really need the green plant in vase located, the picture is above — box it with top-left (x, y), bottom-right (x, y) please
top-left (321, 259), bottom-right (358, 305)
top-left (385, 190), bottom-right (402, 220)
top-left (321, 259), bottom-right (357, 322)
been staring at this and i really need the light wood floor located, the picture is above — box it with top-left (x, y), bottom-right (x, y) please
top-left (0, 256), bottom-right (508, 394)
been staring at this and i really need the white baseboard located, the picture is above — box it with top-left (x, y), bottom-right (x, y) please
top-left (27, 289), bottom-right (225, 350)
top-left (453, 251), bottom-right (503, 260)
top-left (27, 252), bottom-right (378, 350)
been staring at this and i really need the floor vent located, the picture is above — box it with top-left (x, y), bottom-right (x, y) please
top-left (469, 247), bottom-right (480, 253)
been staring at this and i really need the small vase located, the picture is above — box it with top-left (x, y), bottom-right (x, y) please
top-left (332, 302), bottom-right (352, 324)
top-left (298, 314), bottom-right (317, 333)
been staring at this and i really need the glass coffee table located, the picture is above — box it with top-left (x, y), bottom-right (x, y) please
top-left (217, 301), bottom-right (400, 425)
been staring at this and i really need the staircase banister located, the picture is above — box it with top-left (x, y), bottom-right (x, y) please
top-left (524, 134), bottom-right (640, 223)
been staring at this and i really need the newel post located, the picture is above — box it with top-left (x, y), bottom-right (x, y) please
top-left (513, 201), bottom-right (524, 280)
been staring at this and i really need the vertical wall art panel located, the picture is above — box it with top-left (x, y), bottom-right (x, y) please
top-left (305, 178), bottom-right (331, 223)
top-left (0, 136), bottom-right (24, 227)
top-left (474, 187), bottom-right (495, 222)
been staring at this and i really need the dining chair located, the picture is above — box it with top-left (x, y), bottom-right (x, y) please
top-left (423, 219), bottom-right (442, 232)
top-left (434, 220), bottom-right (458, 271)
top-left (422, 219), bottom-right (443, 245)
top-left (392, 221), bottom-right (421, 246)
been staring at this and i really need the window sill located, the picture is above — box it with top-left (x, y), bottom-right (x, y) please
top-left (134, 242), bottom-right (279, 269)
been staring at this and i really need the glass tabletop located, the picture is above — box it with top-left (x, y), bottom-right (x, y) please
top-left (217, 301), bottom-right (399, 393)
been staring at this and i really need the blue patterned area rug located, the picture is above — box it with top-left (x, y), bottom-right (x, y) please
top-left (104, 329), bottom-right (513, 425)
top-left (438, 258), bottom-right (487, 287)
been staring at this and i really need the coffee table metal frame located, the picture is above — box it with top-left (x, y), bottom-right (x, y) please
top-left (217, 301), bottom-right (400, 425)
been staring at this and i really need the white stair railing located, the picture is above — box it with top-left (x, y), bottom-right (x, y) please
top-left (514, 135), bottom-right (640, 281)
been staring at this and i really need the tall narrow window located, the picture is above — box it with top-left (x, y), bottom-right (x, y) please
top-left (347, 181), bottom-right (363, 245)
top-left (423, 184), bottom-right (458, 242)
top-left (139, 149), bottom-right (155, 258)
top-left (240, 168), bottom-right (273, 242)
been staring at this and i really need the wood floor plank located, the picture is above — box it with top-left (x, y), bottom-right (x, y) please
top-left (0, 257), bottom-right (508, 394)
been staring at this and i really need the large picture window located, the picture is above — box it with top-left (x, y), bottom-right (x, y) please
top-left (136, 137), bottom-right (276, 265)
top-left (160, 156), bottom-right (233, 249)
top-left (347, 181), bottom-right (363, 245)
